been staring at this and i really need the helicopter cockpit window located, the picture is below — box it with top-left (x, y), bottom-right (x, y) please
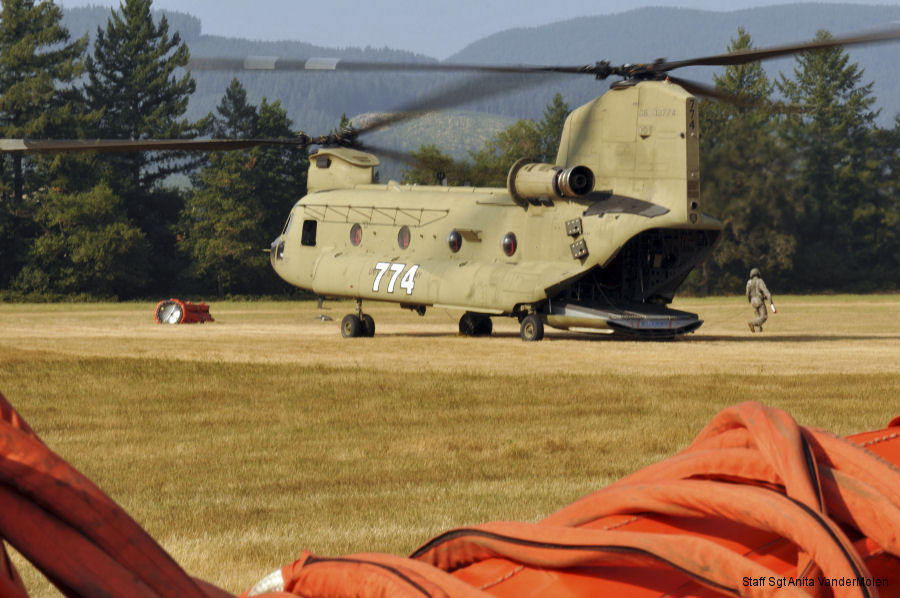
top-left (281, 212), bottom-right (294, 235)
top-left (447, 230), bottom-right (462, 253)
top-left (398, 225), bottom-right (411, 250)
top-left (350, 223), bottom-right (362, 246)
top-left (301, 220), bottom-right (318, 247)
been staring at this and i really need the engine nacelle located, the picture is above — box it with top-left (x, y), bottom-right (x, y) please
top-left (507, 159), bottom-right (594, 204)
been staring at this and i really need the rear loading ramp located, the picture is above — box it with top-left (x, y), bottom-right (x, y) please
top-left (545, 301), bottom-right (702, 338)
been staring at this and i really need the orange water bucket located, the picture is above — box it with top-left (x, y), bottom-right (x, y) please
top-left (154, 298), bottom-right (214, 324)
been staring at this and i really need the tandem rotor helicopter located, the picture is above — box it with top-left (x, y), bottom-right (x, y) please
top-left (4, 27), bottom-right (900, 341)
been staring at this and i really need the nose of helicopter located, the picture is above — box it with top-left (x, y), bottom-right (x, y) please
top-left (269, 237), bottom-right (285, 267)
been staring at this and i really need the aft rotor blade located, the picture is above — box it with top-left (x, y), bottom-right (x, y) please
top-left (188, 56), bottom-right (596, 76)
top-left (0, 138), bottom-right (306, 154)
top-left (189, 24), bottom-right (900, 82)
top-left (665, 76), bottom-right (727, 100)
top-left (666, 75), bottom-right (804, 113)
top-left (658, 25), bottom-right (900, 71)
top-left (666, 75), bottom-right (768, 107)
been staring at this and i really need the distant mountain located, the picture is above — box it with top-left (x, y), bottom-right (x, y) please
top-left (60, 3), bottom-right (900, 161)
top-left (447, 4), bottom-right (900, 126)
top-left (61, 6), bottom-right (202, 44)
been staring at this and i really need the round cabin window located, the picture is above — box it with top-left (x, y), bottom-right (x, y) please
top-left (350, 223), bottom-right (362, 246)
top-left (502, 232), bottom-right (518, 257)
top-left (398, 225), bottom-right (411, 249)
top-left (447, 230), bottom-right (462, 253)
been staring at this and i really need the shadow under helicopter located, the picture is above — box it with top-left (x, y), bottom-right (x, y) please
top-left (366, 330), bottom-right (900, 343)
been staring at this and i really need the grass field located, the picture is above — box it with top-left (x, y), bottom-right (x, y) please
top-left (1, 295), bottom-right (899, 596)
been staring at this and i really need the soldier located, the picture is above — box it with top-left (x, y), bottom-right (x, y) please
top-left (746, 268), bottom-right (776, 332)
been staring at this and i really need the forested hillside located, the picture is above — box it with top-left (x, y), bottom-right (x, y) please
top-left (63, 4), bottom-right (900, 135)
top-left (61, 3), bottom-right (900, 177)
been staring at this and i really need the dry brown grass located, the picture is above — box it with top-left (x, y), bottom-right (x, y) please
top-left (0, 295), bottom-right (898, 595)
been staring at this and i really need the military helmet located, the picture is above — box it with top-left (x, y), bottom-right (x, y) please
top-left (749, 268), bottom-right (760, 278)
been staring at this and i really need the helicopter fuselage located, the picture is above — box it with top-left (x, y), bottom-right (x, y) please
top-left (271, 80), bottom-right (723, 340)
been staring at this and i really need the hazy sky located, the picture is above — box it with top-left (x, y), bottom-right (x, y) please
top-left (56, 0), bottom-right (900, 59)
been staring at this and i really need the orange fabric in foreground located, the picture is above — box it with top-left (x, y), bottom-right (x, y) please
top-left (1, 393), bottom-right (898, 597)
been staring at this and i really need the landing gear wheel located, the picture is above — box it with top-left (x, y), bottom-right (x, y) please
top-left (361, 313), bottom-right (375, 337)
top-left (341, 314), bottom-right (362, 338)
top-left (476, 316), bottom-right (492, 336)
top-left (459, 312), bottom-right (477, 336)
top-left (520, 314), bottom-right (544, 342)
top-left (459, 312), bottom-right (492, 337)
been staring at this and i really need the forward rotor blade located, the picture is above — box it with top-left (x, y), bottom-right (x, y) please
top-left (349, 71), bottom-right (565, 139)
top-left (658, 25), bottom-right (900, 71)
top-left (352, 142), bottom-right (417, 165)
top-left (0, 138), bottom-right (306, 154)
top-left (0, 136), bottom-right (419, 167)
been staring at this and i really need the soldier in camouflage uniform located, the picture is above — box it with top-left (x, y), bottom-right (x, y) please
top-left (746, 268), bottom-right (775, 333)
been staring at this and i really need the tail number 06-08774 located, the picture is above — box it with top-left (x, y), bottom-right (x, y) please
top-left (373, 262), bottom-right (419, 295)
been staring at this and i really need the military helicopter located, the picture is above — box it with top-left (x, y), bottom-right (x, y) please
top-left (4, 27), bottom-right (899, 341)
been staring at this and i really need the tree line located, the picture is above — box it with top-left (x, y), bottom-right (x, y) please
top-left (0, 0), bottom-right (306, 300)
top-left (694, 28), bottom-right (899, 294)
top-left (0, 0), bottom-right (897, 300)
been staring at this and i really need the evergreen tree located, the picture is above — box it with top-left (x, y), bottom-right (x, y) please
top-left (84, 0), bottom-right (204, 293)
top-left (0, 0), bottom-right (89, 289)
top-left (850, 115), bottom-right (900, 288)
top-left (691, 28), bottom-right (796, 294)
top-left (253, 98), bottom-right (308, 236)
top-left (180, 152), bottom-right (265, 297)
top-left (467, 95), bottom-right (570, 185)
top-left (13, 185), bottom-right (148, 297)
top-left (401, 145), bottom-right (469, 186)
top-left (212, 78), bottom-right (258, 138)
top-left (180, 80), bottom-right (306, 296)
top-left (468, 119), bottom-right (543, 186)
top-left (776, 30), bottom-right (881, 290)
top-left (539, 93), bottom-right (570, 163)
top-left (402, 95), bottom-right (570, 187)
top-left (85, 0), bottom-right (200, 190)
